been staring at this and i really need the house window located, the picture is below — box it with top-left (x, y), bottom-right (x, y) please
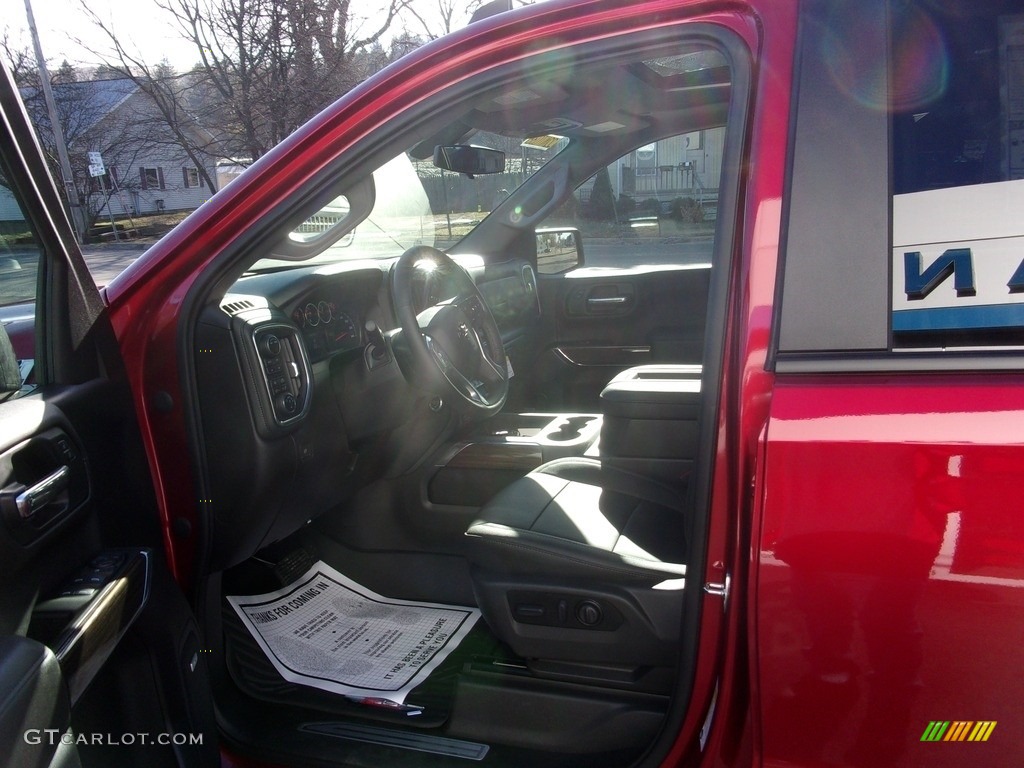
top-left (183, 167), bottom-right (202, 188)
top-left (140, 167), bottom-right (164, 190)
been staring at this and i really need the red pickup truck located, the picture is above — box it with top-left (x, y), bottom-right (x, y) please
top-left (1, 0), bottom-right (1021, 766)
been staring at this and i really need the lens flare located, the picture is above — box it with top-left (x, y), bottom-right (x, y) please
top-left (818, 4), bottom-right (948, 113)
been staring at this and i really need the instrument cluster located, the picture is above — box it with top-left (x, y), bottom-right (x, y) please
top-left (291, 297), bottom-right (362, 361)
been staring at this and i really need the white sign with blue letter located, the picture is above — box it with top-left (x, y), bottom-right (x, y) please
top-left (892, 179), bottom-right (1024, 339)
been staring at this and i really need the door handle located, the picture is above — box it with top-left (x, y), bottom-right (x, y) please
top-left (586, 296), bottom-right (628, 307)
top-left (16, 465), bottom-right (70, 518)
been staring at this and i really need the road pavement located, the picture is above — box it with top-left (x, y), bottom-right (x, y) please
top-left (83, 245), bottom-right (149, 287)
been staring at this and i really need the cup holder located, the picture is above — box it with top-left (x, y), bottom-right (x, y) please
top-left (545, 416), bottom-right (596, 442)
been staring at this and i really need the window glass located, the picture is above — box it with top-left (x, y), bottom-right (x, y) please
top-left (140, 166), bottom-right (164, 191)
top-left (538, 128), bottom-right (723, 273)
top-left (252, 135), bottom-right (566, 271)
top-left (891, 1), bottom-right (1024, 349)
top-left (0, 190), bottom-right (41, 397)
top-left (288, 194), bottom-right (352, 245)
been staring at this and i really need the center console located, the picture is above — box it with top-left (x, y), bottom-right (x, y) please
top-left (427, 413), bottom-right (600, 507)
top-left (427, 364), bottom-right (702, 507)
top-left (599, 364), bottom-right (701, 486)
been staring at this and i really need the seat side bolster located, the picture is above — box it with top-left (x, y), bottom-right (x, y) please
top-left (536, 458), bottom-right (687, 513)
top-left (466, 521), bottom-right (687, 582)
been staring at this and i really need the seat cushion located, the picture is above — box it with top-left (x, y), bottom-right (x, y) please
top-left (465, 457), bottom-right (687, 585)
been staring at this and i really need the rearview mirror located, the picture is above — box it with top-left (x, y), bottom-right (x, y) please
top-left (433, 145), bottom-right (505, 177)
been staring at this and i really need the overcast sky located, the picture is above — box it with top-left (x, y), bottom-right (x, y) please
top-left (5, 0), bottom-right (465, 73)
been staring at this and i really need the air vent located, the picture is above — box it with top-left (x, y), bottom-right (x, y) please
top-left (222, 299), bottom-right (256, 316)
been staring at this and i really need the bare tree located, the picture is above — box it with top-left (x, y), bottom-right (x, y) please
top-left (80, 13), bottom-right (224, 188)
top-left (403, 0), bottom-right (464, 39)
top-left (85, 0), bottom-right (410, 164)
top-left (1, 34), bottom-right (36, 88)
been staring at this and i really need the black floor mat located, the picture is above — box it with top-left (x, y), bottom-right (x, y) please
top-left (219, 547), bottom-right (661, 767)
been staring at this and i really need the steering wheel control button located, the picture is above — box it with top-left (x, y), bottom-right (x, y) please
top-left (426, 338), bottom-right (454, 372)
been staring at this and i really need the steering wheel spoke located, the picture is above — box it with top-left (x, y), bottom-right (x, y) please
top-left (392, 246), bottom-right (508, 414)
top-left (425, 335), bottom-right (497, 406)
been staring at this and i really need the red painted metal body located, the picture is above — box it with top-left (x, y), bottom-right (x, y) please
top-left (756, 377), bottom-right (1024, 766)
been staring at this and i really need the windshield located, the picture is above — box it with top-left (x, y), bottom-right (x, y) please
top-left (246, 40), bottom-right (732, 274)
top-left (341, 152), bottom-right (436, 255)
top-left (250, 133), bottom-right (567, 271)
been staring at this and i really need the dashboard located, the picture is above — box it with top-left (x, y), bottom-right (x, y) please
top-left (193, 256), bottom-right (540, 572)
top-left (235, 264), bottom-right (386, 365)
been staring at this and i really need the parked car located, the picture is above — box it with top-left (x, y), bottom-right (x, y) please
top-left (2, 0), bottom-right (1022, 766)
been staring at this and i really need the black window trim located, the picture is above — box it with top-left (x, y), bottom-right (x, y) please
top-left (0, 62), bottom-right (110, 385)
top-left (771, 0), bottom-right (1024, 375)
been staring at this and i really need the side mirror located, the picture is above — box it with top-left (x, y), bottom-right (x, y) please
top-left (0, 323), bottom-right (23, 395)
top-left (433, 145), bottom-right (506, 177)
top-left (535, 227), bottom-right (582, 274)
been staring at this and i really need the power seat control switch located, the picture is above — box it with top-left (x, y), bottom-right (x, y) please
top-left (575, 600), bottom-right (603, 627)
top-left (508, 590), bottom-right (622, 631)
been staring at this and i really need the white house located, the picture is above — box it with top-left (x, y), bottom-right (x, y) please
top-left (1, 78), bottom-right (218, 229)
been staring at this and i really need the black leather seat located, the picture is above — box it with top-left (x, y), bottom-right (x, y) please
top-left (464, 457), bottom-right (688, 667)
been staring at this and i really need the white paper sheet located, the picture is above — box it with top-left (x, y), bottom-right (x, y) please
top-left (228, 562), bottom-right (480, 705)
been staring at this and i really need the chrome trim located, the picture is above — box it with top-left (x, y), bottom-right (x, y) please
top-left (703, 575), bottom-right (731, 609)
top-left (54, 550), bottom-right (151, 704)
top-left (16, 465), bottom-right (70, 518)
top-left (521, 263), bottom-right (541, 315)
top-left (250, 323), bottom-right (312, 427)
top-left (553, 345), bottom-right (651, 367)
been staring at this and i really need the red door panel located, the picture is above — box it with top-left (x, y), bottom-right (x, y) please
top-left (756, 375), bottom-right (1024, 767)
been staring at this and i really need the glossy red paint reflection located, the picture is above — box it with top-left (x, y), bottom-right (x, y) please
top-left (757, 376), bottom-right (1024, 767)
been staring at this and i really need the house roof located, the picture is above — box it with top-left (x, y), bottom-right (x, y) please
top-left (62, 79), bottom-right (139, 127)
top-left (21, 78), bottom-right (140, 140)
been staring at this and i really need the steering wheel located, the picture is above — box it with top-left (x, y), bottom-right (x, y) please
top-left (391, 246), bottom-right (508, 415)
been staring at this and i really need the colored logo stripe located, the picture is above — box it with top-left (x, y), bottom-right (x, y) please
top-left (921, 722), bottom-right (949, 742)
top-left (968, 722), bottom-right (997, 742)
top-left (944, 722), bottom-right (973, 741)
top-left (921, 721), bottom-right (996, 742)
